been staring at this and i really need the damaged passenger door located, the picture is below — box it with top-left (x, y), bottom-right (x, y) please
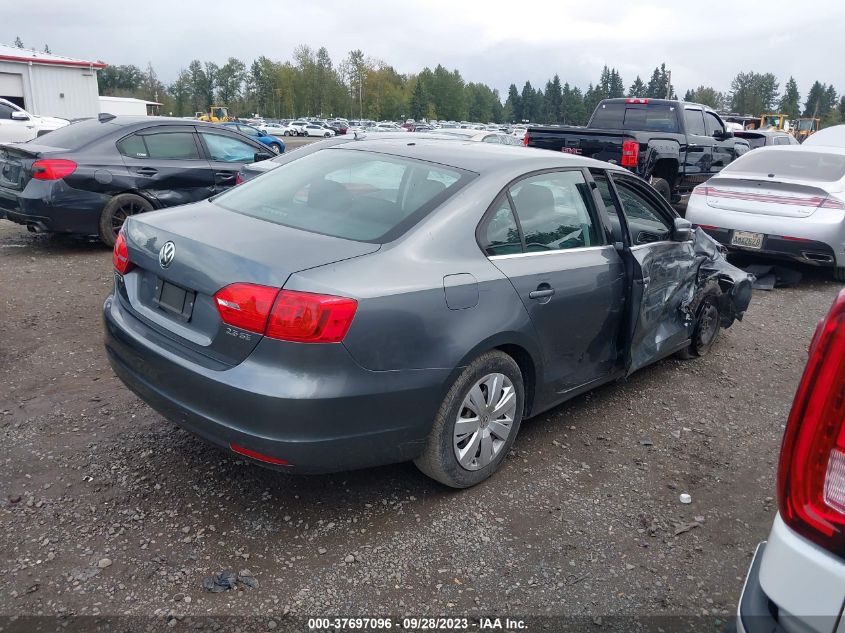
top-left (608, 173), bottom-right (697, 373)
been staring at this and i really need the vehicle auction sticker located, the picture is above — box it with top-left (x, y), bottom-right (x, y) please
top-left (730, 230), bottom-right (764, 250)
top-left (307, 617), bottom-right (527, 631)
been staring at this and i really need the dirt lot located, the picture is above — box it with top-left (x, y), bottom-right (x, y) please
top-left (0, 218), bottom-right (841, 628)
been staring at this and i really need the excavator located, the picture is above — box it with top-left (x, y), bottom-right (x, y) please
top-left (195, 106), bottom-right (233, 123)
top-left (793, 118), bottom-right (820, 143)
top-left (758, 113), bottom-right (791, 132)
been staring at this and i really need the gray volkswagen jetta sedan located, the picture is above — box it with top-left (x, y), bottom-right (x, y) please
top-left (104, 137), bottom-right (752, 488)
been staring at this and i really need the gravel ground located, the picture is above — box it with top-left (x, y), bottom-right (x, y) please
top-left (0, 218), bottom-right (841, 628)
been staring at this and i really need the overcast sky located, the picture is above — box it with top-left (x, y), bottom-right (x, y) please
top-left (6, 0), bottom-right (844, 99)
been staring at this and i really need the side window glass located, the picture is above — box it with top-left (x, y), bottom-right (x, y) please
top-left (117, 134), bottom-right (149, 158)
top-left (0, 104), bottom-right (15, 119)
top-left (143, 132), bottom-right (200, 160)
top-left (704, 112), bottom-right (725, 136)
top-left (201, 133), bottom-right (257, 163)
top-left (482, 134), bottom-right (500, 144)
top-left (508, 171), bottom-right (604, 252)
top-left (612, 177), bottom-right (672, 244)
top-left (480, 199), bottom-right (522, 256)
top-left (590, 170), bottom-right (628, 244)
top-left (684, 109), bottom-right (706, 136)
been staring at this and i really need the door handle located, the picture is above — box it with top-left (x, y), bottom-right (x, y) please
top-left (136, 167), bottom-right (158, 176)
top-left (215, 172), bottom-right (236, 180)
top-left (529, 288), bottom-right (555, 300)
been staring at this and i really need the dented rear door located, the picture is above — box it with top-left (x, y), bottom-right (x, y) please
top-left (119, 126), bottom-right (215, 208)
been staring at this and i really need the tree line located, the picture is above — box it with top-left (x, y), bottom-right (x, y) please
top-left (92, 43), bottom-right (845, 127)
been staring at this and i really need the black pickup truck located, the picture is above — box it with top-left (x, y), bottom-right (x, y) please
top-left (525, 98), bottom-right (750, 203)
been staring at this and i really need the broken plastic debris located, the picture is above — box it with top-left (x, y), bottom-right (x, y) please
top-left (201, 569), bottom-right (257, 592)
top-left (679, 493), bottom-right (692, 504)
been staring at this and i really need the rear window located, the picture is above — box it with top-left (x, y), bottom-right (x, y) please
top-left (213, 149), bottom-right (473, 242)
top-left (30, 119), bottom-right (113, 149)
top-left (590, 103), bottom-right (679, 133)
top-left (734, 132), bottom-right (767, 149)
top-left (724, 149), bottom-right (845, 182)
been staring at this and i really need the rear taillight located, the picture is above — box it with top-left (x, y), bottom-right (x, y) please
top-left (213, 284), bottom-right (357, 343)
top-left (626, 98), bottom-right (649, 104)
top-left (523, 132), bottom-right (529, 146)
top-left (235, 172), bottom-right (244, 185)
top-left (31, 159), bottom-right (77, 181)
top-left (266, 290), bottom-right (358, 343)
top-left (819, 197), bottom-right (845, 210)
top-left (621, 140), bottom-right (639, 167)
top-left (778, 289), bottom-right (845, 555)
top-left (213, 283), bottom-right (278, 334)
top-left (112, 231), bottom-right (133, 275)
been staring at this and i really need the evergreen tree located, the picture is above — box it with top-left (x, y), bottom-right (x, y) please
top-left (520, 81), bottom-right (535, 122)
top-left (778, 77), bottom-right (801, 119)
top-left (544, 74), bottom-right (563, 123)
top-left (43, 44), bottom-right (51, 54)
top-left (13, 36), bottom-right (24, 48)
top-left (505, 84), bottom-right (522, 122)
top-left (628, 76), bottom-right (646, 98)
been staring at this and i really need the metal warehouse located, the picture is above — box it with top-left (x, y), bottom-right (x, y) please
top-left (0, 44), bottom-right (104, 119)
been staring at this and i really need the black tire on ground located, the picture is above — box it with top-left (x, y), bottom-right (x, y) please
top-left (98, 193), bottom-right (153, 247)
top-left (651, 177), bottom-right (672, 202)
top-left (324, 132), bottom-right (331, 138)
top-left (283, 131), bottom-right (290, 136)
top-left (835, 267), bottom-right (845, 283)
top-left (270, 142), bottom-right (283, 153)
top-left (414, 350), bottom-right (524, 488)
top-left (676, 292), bottom-right (722, 360)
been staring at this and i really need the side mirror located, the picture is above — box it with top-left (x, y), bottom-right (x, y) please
top-left (672, 217), bottom-right (693, 242)
top-left (714, 129), bottom-right (732, 140)
top-left (253, 152), bottom-right (272, 163)
top-left (11, 111), bottom-right (29, 121)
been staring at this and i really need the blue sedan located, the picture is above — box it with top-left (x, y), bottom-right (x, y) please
top-left (221, 122), bottom-right (285, 154)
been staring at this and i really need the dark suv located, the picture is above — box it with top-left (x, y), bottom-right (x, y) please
top-left (0, 115), bottom-right (272, 245)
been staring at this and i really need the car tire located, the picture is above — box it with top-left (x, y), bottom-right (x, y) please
top-left (324, 132), bottom-right (331, 138)
top-left (651, 177), bottom-right (672, 202)
top-left (676, 288), bottom-right (722, 360)
top-left (98, 193), bottom-right (154, 247)
top-left (835, 267), bottom-right (845, 283)
top-left (283, 131), bottom-right (290, 137)
top-left (270, 142), bottom-right (283, 154)
top-left (414, 351), bottom-right (524, 488)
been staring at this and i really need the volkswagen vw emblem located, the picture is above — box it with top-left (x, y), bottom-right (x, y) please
top-left (159, 241), bottom-right (176, 269)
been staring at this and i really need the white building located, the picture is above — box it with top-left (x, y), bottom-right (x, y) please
top-left (99, 96), bottom-right (162, 117)
top-left (0, 44), bottom-right (104, 119)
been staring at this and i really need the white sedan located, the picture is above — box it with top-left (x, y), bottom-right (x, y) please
top-left (685, 145), bottom-right (845, 281)
top-left (736, 288), bottom-right (845, 633)
top-left (0, 98), bottom-right (68, 144)
top-left (303, 123), bottom-right (335, 138)
top-left (262, 121), bottom-right (295, 136)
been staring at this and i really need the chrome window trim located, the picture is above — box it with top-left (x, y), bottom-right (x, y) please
top-left (489, 245), bottom-right (613, 260)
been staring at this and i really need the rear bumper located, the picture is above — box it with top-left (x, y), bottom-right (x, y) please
top-left (103, 294), bottom-right (448, 474)
top-left (0, 180), bottom-right (106, 235)
top-left (686, 197), bottom-right (845, 268)
top-left (738, 515), bottom-right (845, 633)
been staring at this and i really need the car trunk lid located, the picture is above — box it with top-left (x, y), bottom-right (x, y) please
top-left (702, 176), bottom-right (835, 218)
top-left (118, 202), bottom-right (379, 366)
top-left (0, 143), bottom-right (60, 192)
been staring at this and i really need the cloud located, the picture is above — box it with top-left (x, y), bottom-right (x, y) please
top-left (6, 0), bottom-right (844, 98)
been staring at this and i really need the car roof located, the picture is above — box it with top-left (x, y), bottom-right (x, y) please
top-left (736, 129), bottom-right (785, 137)
top-left (804, 125), bottom-right (845, 148)
top-left (329, 136), bottom-right (624, 174)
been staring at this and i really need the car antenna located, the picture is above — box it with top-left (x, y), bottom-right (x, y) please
top-left (98, 112), bottom-right (116, 122)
